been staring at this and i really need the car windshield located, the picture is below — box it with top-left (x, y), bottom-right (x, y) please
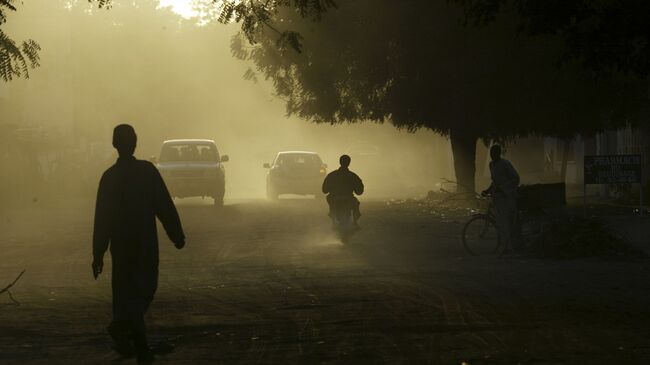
top-left (275, 154), bottom-right (322, 167)
top-left (160, 143), bottom-right (219, 162)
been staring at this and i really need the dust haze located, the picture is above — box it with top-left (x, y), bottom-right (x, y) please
top-left (2, 1), bottom-right (650, 364)
top-left (0, 0), bottom-right (453, 209)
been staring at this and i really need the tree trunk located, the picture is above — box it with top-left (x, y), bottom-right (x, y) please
top-left (449, 129), bottom-right (479, 193)
top-left (560, 139), bottom-right (571, 183)
top-left (475, 141), bottom-right (489, 187)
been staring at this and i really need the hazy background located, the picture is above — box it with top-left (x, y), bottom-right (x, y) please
top-left (0, 0), bottom-right (455, 208)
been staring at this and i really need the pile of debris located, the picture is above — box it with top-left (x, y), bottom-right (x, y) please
top-left (528, 217), bottom-right (645, 259)
top-left (383, 189), bottom-right (481, 221)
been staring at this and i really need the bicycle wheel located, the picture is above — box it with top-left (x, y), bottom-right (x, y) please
top-left (463, 214), bottom-right (501, 255)
top-left (515, 210), bottom-right (550, 251)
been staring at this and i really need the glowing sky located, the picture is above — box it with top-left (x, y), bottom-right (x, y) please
top-left (159, 0), bottom-right (198, 18)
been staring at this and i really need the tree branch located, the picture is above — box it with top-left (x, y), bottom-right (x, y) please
top-left (1, 270), bottom-right (25, 305)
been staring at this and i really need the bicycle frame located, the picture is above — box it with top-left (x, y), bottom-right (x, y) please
top-left (445, 178), bottom-right (553, 255)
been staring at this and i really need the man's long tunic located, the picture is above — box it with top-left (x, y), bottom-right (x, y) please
top-left (488, 158), bottom-right (520, 248)
top-left (93, 156), bottom-right (184, 320)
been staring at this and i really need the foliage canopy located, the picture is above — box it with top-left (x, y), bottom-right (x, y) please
top-left (0, 0), bottom-right (40, 81)
top-left (454, 0), bottom-right (650, 77)
top-left (227, 0), bottom-right (644, 139)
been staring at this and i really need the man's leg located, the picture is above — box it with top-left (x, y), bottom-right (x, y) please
top-left (494, 197), bottom-right (512, 250)
top-left (132, 315), bottom-right (154, 364)
top-left (352, 198), bottom-right (361, 227)
top-left (107, 319), bottom-right (135, 358)
top-left (326, 194), bottom-right (334, 218)
top-left (111, 273), bottom-right (136, 358)
top-left (507, 197), bottom-right (519, 250)
top-left (112, 285), bottom-right (154, 362)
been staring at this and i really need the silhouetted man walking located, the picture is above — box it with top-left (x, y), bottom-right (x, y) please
top-left (482, 144), bottom-right (520, 250)
top-left (322, 155), bottom-right (364, 226)
top-left (92, 124), bottom-right (185, 363)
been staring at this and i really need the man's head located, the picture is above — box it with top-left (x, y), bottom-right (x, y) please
top-left (490, 144), bottom-right (502, 162)
top-left (112, 124), bottom-right (137, 156)
top-left (339, 154), bottom-right (351, 168)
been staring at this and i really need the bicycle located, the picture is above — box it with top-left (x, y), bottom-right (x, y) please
top-left (462, 192), bottom-right (551, 256)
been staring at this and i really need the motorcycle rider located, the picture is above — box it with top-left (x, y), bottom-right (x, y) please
top-left (322, 155), bottom-right (364, 227)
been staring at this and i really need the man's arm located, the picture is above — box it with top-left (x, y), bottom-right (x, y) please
top-left (92, 173), bottom-right (110, 278)
top-left (482, 162), bottom-right (495, 195)
top-left (353, 173), bottom-right (364, 195)
top-left (507, 160), bottom-right (520, 186)
top-left (151, 164), bottom-right (185, 248)
top-left (322, 173), bottom-right (331, 194)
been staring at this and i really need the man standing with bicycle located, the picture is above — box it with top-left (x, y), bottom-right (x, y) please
top-left (481, 145), bottom-right (520, 251)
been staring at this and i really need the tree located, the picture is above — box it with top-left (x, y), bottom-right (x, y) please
top-left (223, 0), bottom-right (645, 191)
top-left (0, 0), bottom-right (40, 81)
top-left (454, 0), bottom-right (650, 77)
top-left (455, 0), bottom-right (650, 186)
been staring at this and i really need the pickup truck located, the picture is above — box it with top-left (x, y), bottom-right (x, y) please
top-left (154, 139), bottom-right (229, 206)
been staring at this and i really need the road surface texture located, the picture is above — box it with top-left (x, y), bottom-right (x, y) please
top-left (1, 198), bottom-right (650, 364)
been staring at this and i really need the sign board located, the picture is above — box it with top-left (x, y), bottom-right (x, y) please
top-left (584, 155), bottom-right (642, 184)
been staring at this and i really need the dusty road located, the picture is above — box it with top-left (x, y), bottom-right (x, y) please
top-left (1, 198), bottom-right (650, 364)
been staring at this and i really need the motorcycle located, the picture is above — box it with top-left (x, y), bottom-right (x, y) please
top-left (329, 196), bottom-right (357, 243)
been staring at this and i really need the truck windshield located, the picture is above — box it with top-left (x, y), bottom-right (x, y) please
top-left (160, 143), bottom-right (220, 162)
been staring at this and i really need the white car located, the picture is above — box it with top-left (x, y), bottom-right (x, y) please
top-left (263, 151), bottom-right (327, 199)
top-left (155, 139), bottom-right (229, 206)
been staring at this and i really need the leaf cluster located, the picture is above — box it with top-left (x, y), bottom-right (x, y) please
top-left (0, 0), bottom-right (41, 81)
top-left (0, 0), bottom-right (17, 24)
top-left (91, 0), bottom-right (112, 8)
top-left (217, 0), bottom-right (335, 52)
top-left (454, 0), bottom-right (650, 77)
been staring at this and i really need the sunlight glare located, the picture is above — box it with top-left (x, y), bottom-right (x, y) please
top-left (159, 0), bottom-right (198, 19)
